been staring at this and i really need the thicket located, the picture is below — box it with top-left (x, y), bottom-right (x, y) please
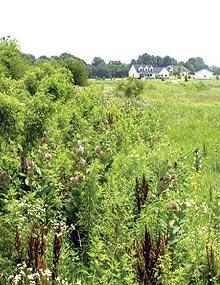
top-left (117, 77), bottom-right (144, 97)
top-left (0, 39), bottom-right (220, 285)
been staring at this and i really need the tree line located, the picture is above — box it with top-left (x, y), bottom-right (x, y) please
top-left (88, 54), bottom-right (220, 78)
top-left (1, 37), bottom-right (220, 82)
top-left (21, 51), bottom-right (220, 78)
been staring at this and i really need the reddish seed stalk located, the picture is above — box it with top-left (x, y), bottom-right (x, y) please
top-left (135, 175), bottom-right (150, 216)
top-left (27, 224), bottom-right (47, 271)
top-left (206, 244), bottom-right (216, 283)
top-left (15, 229), bottom-right (22, 264)
top-left (52, 224), bottom-right (62, 283)
top-left (135, 228), bottom-right (167, 285)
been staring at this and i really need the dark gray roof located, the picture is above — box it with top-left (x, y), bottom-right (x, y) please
top-left (132, 64), bottom-right (164, 75)
top-left (167, 65), bottom-right (190, 73)
top-left (152, 67), bottom-right (163, 73)
top-left (181, 66), bottom-right (190, 72)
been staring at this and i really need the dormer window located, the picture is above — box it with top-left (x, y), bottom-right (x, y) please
top-left (138, 67), bottom-right (143, 72)
top-left (144, 66), bottom-right (148, 71)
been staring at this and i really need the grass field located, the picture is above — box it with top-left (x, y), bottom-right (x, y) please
top-left (93, 78), bottom-right (220, 284)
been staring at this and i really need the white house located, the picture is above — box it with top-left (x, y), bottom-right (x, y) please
top-left (194, 69), bottom-right (213, 80)
top-left (129, 64), bottom-right (169, 79)
top-left (166, 65), bottom-right (190, 76)
top-left (129, 64), bottom-right (141, 78)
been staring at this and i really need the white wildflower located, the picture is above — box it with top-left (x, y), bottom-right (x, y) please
top-left (76, 145), bottom-right (84, 156)
top-left (28, 273), bottom-right (35, 280)
top-left (14, 274), bottom-right (22, 283)
top-left (43, 268), bottom-right (52, 277)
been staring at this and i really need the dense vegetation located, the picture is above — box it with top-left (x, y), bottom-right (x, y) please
top-left (1, 39), bottom-right (220, 285)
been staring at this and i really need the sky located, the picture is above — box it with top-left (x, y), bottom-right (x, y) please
top-left (1, 0), bottom-right (220, 65)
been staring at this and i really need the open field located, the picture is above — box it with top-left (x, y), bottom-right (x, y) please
top-left (1, 77), bottom-right (220, 284)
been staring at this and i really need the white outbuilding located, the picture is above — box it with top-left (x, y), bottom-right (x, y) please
top-left (194, 69), bottom-right (213, 80)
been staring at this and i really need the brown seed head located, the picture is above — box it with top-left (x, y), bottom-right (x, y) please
top-left (70, 176), bottom-right (79, 186)
top-left (171, 201), bottom-right (180, 213)
top-left (45, 153), bottom-right (52, 161)
top-left (94, 145), bottom-right (101, 154)
top-left (79, 158), bottom-right (86, 167)
top-left (76, 145), bottom-right (84, 156)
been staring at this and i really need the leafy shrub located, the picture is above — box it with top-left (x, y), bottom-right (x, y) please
top-left (0, 37), bottom-right (29, 79)
top-left (38, 72), bottom-right (74, 100)
top-left (22, 67), bottom-right (44, 96)
top-left (62, 58), bottom-right (88, 86)
top-left (0, 76), bottom-right (16, 94)
top-left (23, 94), bottom-right (53, 148)
top-left (23, 62), bottom-right (73, 98)
top-left (117, 77), bottom-right (144, 97)
top-left (193, 80), bottom-right (207, 91)
top-left (0, 95), bottom-right (23, 141)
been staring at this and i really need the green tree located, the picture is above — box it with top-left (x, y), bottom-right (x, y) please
top-left (62, 58), bottom-right (88, 86)
top-left (162, 55), bottom-right (177, 67)
top-left (0, 37), bottom-right (29, 79)
top-left (185, 57), bottom-right (208, 72)
top-left (92, 57), bottom-right (106, 67)
top-left (89, 63), bottom-right (108, 79)
top-left (22, 53), bottom-right (36, 64)
top-left (132, 53), bottom-right (177, 67)
top-left (211, 65), bottom-right (220, 75)
top-left (137, 53), bottom-right (155, 65)
top-left (89, 58), bottom-right (129, 79)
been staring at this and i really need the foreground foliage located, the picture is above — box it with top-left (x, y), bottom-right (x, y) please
top-left (1, 41), bottom-right (220, 285)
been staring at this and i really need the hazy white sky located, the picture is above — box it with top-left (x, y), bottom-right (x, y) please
top-left (1, 0), bottom-right (220, 65)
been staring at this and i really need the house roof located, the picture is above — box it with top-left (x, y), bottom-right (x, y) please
top-left (132, 64), bottom-right (164, 75)
top-left (167, 65), bottom-right (190, 73)
top-left (195, 69), bottom-right (213, 74)
top-left (181, 66), bottom-right (190, 72)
